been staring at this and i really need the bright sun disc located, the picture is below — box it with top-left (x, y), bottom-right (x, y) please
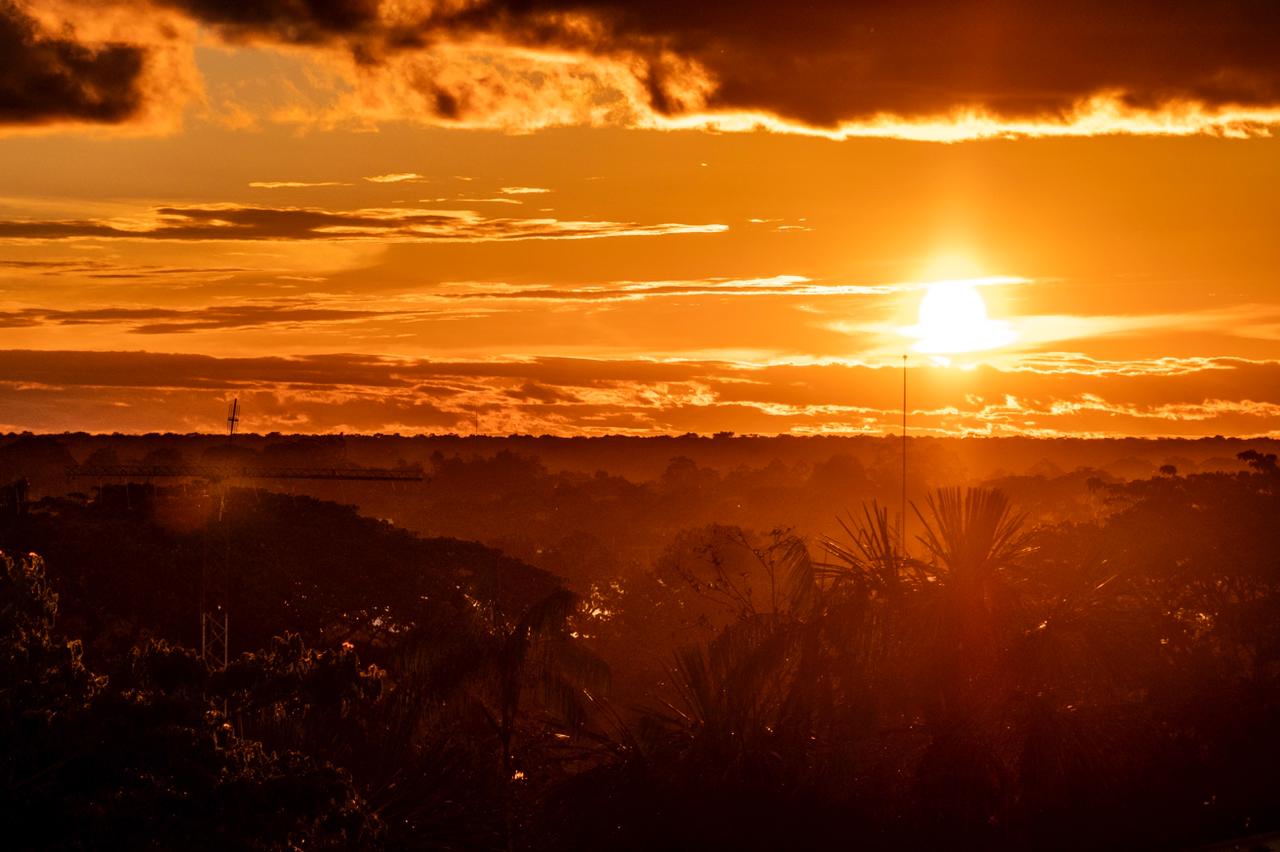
top-left (903, 280), bottom-right (1017, 354)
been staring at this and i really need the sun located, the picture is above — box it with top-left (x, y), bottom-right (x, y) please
top-left (902, 279), bottom-right (1017, 354)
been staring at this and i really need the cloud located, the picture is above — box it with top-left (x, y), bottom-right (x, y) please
top-left (438, 275), bottom-right (866, 302)
top-left (996, 354), bottom-right (1242, 378)
top-left (0, 0), bottom-right (200, 135)
top-left (363, 172), bottom-right (425, 183)
top-left (0, 202), bottom-right (728, 243)
top-left (435, 274), bottom-right (1016, 304)
top-left (831, 299), bottom-right (1280, 359)
top-left (0, 303), bottom-right (428, 334)
top-left (447, 197), bottom-right (523, 205)
top-left (431, 2), bottom-right (1280, 133)
top-left (500, 186), bottom-right (550, 195)
top-left (177, 0), bottom-right (1280, 138)
top-left (0, 257), bottom-right (253, 280)
top-left (153, 0), bottom-right (384, 46)
top-left (8, 0), bottom-right (1280, 138)
top-left (249, 180), bottom-right (351, 188)
top-left (1006, 305), bottom-right (1280, 349)
top-left (1, 349), bottom-right (1277, 437)
top-left (0, 0), bottom-right (147, 125)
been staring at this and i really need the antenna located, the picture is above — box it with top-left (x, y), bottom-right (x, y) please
top-left (67, 398), bottom-right (426, 670)
top-left (901, 354), bottom-right (907, 556)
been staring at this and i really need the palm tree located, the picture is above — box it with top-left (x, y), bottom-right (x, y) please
top-left (905, 487), bottom-right (1167, 844)
top-left (643, 533), bottom-right (824, 779)
top-left (909, 487), bottom-right (1034, 681)
top-left (913, 487), bottom-right (1034, 588)
top-left (482, 588), bottom-right (610, 778)
top-left (392, 586), bottom-right (609, 849)
top-left (820, 500), bottom-right (919, 599)
top-left (887, 488), bottom-right (1036, 842)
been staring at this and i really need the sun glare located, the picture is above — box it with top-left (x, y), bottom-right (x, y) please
top-left (903, 279), bottom-right (1017, 354)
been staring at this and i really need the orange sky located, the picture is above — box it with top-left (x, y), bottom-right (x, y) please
top-left (1, 1), bottom-right (1278, 436)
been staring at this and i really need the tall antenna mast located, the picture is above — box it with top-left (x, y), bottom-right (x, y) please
top-left (901, 354), bottom-right (907, 556)
top-left (226, 398), bottom-right (240, 440)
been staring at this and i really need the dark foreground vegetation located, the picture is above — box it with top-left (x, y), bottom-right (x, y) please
top-left (2, 442), bottom-right (1279, 850)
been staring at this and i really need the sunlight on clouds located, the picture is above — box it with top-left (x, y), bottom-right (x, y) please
top-left (2, 351), bottom-right (1277, 437)
top-left (1007, 304), bottom-right (1280, 350)
top-left (650, 94), bottom-right (1280, 142)
top-left (364, 173), bottom-right (426, 183)
top-left (249, 181), bottom-right (351, 188)
top-left (188, 37), bottom-right (1280, 142)
top-left (8, 2), bottom-right (1280, 143)
top-left (186, 36), bottom-right (1280, 142)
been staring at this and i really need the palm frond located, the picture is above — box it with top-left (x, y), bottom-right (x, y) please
top-left (819, 500), bottom-right (912, 596)
top-left (912, 487), bottom-right (1035, 582)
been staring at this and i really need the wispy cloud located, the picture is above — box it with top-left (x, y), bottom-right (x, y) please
top-left (450, 197), bottom-right (524, 205)
top-left (363, 173), bottom-right (426, 184)
top-left (0, 257), bottom-right (251, 281)
top-left (0, 303), bottom-right (435, 335)
top-left (834, 299), bottom-right (1280, 358)
top-left (0, 203), bottom-right (729, 244)
top-left (249, 180), bottom-right (351, 188)
top-left (435, 275), bottom-right (967, 303)
top-left (993, 354), bottom-right (1244, 377)
top-left (500, 186), bottom-right (551, 195)
top-left (748, 217), bottom-right (813, 233)
top-left (1006, 305), bottom-right (1280, 348)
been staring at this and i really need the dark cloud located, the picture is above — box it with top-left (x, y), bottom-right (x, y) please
top-left (158, 0), bottom-right (1280, 127)
top-left (156, 0), bottom-right (384, 45)
top-left (0, 304), bottom-right (409, 334)
top-left (0, 203), bottom-right (725, 242)
top-left (0, 258), bottom-right (253, 279)
top-left (421, 0), bottom-right (1280, 124)
top-left (504, 381), bottom-right (581, 404)
top-left (0, 349), bottom-right (413, 390)
top-left (9, 0), bottom-right (1280, 133)
top-left (0, 0), bottom-right (148, 125)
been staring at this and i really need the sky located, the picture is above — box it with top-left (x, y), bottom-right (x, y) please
top-left (1, 0), bottom-right (1279, 437)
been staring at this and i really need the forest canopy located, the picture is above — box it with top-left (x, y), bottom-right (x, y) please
top-left (1, 437), bottom-right (1279, 849)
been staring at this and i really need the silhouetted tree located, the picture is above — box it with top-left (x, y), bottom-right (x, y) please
top-left (0, 549), bottom-right (382, 851)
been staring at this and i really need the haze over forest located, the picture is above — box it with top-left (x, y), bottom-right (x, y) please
top-left (5, 431), bottom-right (1276, 569)
top-left (4, 431), bottom-right (1280, 849)
top-left (4, 0), bottom-right (1280, 848)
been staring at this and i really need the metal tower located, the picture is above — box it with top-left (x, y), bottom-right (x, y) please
top-left (67, 401), bottom-right (424, 669)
